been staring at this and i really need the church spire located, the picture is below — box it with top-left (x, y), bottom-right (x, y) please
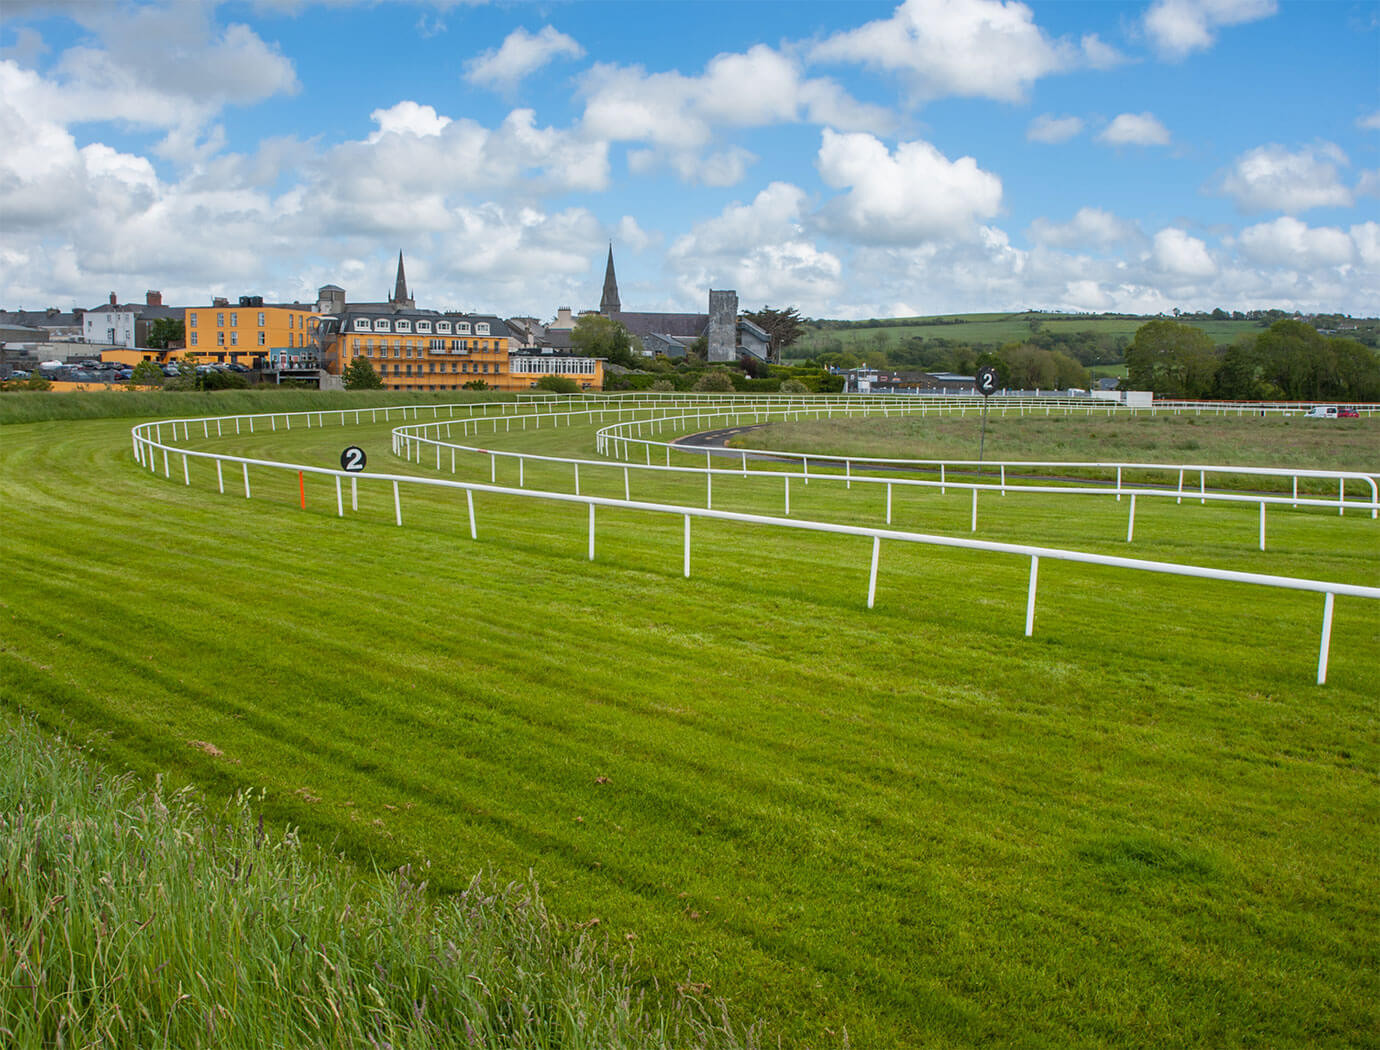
top-left (391, 251), bottom-right (409, 306)
top-left (599, 243), bottom-right (620, 315)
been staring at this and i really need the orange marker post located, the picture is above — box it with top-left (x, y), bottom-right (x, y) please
top-left (299, 471), bottom-right (306, 509)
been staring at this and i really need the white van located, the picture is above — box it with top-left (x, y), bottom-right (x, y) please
top-left (1303, 405), bottom-right (1338, 419)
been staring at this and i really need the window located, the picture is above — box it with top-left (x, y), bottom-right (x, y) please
top-left (229, 331), bottom-right (237, 345)
top-left (258, 331), bottom-right (266, 346)
top-left (416, 320), bottom-right (431, 334)
top-left (351, 338), bottom-right (359, 351)
top-left (396, 319), bottom-right (411, 333)
top-left (217, 332), bottom-right (224, 346)
top-left (353, 318), bottom-right (371, 331)
top-left (189, 332), bottom-right (198, 346)
top-left (436, 320), bottom-right (450, 334)
top-left (257, 312), bottom-right (265, 326)
top-left (405, 364), bottom-right (412, 376)
top-left (374, 319), bottom-right (390, 332)
top-left (456, 322), bottom-right (470, 335)
top-left (230, 313), bottom-right (238, 327)
top-left (216, 312), bottom-right (224, 327)
top-left (481, 363), bottom-right (489, 373)
top-left (476, 322), bottom-right (489, 335)
top-left (189, 314), bottom-right (197, 328)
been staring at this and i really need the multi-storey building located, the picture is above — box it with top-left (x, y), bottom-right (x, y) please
top-left (183, 296), bottom-right (320, 368)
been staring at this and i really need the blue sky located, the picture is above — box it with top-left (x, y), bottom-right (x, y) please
top-left (1, 0), bottom-right (1377, 320)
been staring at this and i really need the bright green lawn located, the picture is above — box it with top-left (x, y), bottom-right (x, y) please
top-left (3, 399), bottom-right (1378, 1048)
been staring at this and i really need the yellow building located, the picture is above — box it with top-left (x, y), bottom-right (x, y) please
top-left (183, 297), bottom-right (320, 368)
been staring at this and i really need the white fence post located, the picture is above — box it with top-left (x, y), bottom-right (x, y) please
top-left (216, 460), bottom-right (223, 494)
top-left (588, 504), bottom-right (596, 561)
top-left (336, 476), bottom-right (343, 517)
top-left (971, 488), bottom-right (978, 532)
top-left (182, 454), bottom-right (190, 486)
top-left (867, 536), bottom-right (880, 609)
top-left (242, 463), bottom-right (251, 499)
top-left (393, 481), bottom-right (402, 526)
top-left (1127, 493), bottom-right (1137, 542)
top-left (683, 515), bottom-right (691, 578)
top-left (1317, 592), bottom-right (1335, 685)
top-left (1259, 502), bottom-right (1266, 551)
top-left (466, 490), bottom-right (476, 539)
top-left (1025, 555), bottom-right (1039, 636)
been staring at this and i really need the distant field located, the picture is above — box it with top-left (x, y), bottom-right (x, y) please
top-left (792, 312), bottom-right (1264, 354)
top-left (3, 397), bottom-right (1378, 1047)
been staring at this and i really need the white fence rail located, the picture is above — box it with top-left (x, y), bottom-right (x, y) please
top-left (129, 400), bottom-right (1380, 685)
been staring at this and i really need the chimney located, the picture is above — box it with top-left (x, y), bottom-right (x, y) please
top-left (212, 297), bottom-right (229, 307)
top-left (146, 290), bottom-right (162, 307)
top-left (109, 292), bottom-right (117, 306)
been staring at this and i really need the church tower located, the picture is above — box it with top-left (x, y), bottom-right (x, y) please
top-left (599, 244), bottom-right (621, 315)
top-left (389, 251), bottom-right (415, 309)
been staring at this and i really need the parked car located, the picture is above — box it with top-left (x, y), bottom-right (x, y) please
top-left (225, 362), bottom-right (250, 373)
top-left (1339, 407), bottom-right (1360, 418)
top-left (8, 369), bottom-right (30, 380)
top-left (1303, 405), bottom-right (1339, 419)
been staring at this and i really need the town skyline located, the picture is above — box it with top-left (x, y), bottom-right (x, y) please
top-left (1, 0), bottom-right (1377, 320)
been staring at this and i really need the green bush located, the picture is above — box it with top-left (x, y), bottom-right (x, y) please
top-left (692, 371), bottom-right (734, 392)
top-left (535, 374), bottom-right (581, 394)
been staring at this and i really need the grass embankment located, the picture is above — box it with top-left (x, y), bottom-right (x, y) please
top-left (0, 719), bottom-right (746, 1048)
top-left (3, 401), bottom-right (1379, 1047)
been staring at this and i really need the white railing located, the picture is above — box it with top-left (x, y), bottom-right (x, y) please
top-left (128, 399), bottom-right (1380, 684)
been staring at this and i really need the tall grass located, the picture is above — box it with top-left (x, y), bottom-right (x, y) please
top-left (0, 720), bottom-right (751, 1049)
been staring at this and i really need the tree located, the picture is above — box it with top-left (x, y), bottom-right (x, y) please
top-left (343, 355), bottom-right (384, 390)
top-left (572, 314), bottom-right (638, 368)
top-left (163, 353), bottom-right (201, 391)
top-left (128, 360), bottom-right (164, 388)
top-left (742, 306), bottom-right (805, 363)
top-left (1125, 320), bottom-right (1217, 397)
top-left (534, 374), bottom-right (580, 394)
top-left (145, 318), bottom-right (185, 349)
top-left (462, 379), bottom-right (488, 390)
top-left (692, 370), bottom-right (734, 392)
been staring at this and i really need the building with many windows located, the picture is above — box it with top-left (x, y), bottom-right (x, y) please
top-left (183, 295), bottom-right (320, 369)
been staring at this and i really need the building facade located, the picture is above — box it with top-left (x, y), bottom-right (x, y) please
top-left (184, 296), bottom-right (319, 368)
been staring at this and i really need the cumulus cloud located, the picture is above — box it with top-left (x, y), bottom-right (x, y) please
top-left (628, 146), bottom-right (757, 187)
top-left (366, 101), bottom-right (451, 141)
top-left (1360, 111), bottom-right (1380, 131)
top-left (667, 183), bottom-right (844, 305)
top-left (811, 0), bottom-right (1115, 103)
top-left (1027, 114), bottom-right (1084, 143)
top-left (1235, 217), bottom-right (1353, 267)
top-left (1219, 142), bottom-right (1352, 213)
top-left (1143, 0), bottom-right (1278, 60)
top-left (1028, 207), bottom-right (1141, 248)
top-left (1098, 112), bottom-right (1171, 146)
top-left (464, 26), bottom-right (584, 90)
top-left (1152, 227), bottom-right (1216, 277)
top-left (814, 129), bottom-right (1002, 244)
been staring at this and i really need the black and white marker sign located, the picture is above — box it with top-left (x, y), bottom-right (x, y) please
top-left (976, 365), bottom-right (999, 397)
top-left (340, 446), bottom-right (367, 472)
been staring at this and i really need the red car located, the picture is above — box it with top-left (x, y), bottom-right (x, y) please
top-left (1339, 407), bottom-right (1360, 418)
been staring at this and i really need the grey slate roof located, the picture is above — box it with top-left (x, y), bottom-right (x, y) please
top-left (610, 311), bottom-right (708, 339)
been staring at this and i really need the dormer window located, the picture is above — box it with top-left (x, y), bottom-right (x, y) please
top-left (395, 319), bottom-right (412, 333)
top-left (374, 318), bottom-right (390, 332)
top-left (476, 322), bottom-right (490, 335)
top-left (456, 322), bottom-right (470, 334)
top-left (435, 320), bottom-right (450, 334)
top-left (353, 318), bottom-right (371, 331)
top-left (415, 320), bottom-right (431, 334)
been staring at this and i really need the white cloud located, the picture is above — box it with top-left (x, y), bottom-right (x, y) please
top-left (1152, 227), bottom-right (1216, 277)
top-left (367, 101), bottom-right (451, 141)
top-left (1098, 112), bottom-right (1171, 146)
top-left (464, 26), bottom-right (584, 90)
top-left (1235, 217), bottom-right (1353, 267)
top-left (1219, 142), bottom-right (1352, 213)
top-left (1027, 114), bottom-right (1084, 143)
top-left (1356, 169), bottom-right (1380, 198)
top-left (811, 0), bottom-right (1114, 103)
top-left (629, 146), bottom-right (757, 188)
top-left (1029, 207), bottom-right (1140, 248)
top-left (1143, 0), bottom-right (1277, 60)
top-left (814, 129), bottom-right (1002, 244)
top-left (1352, 222), bottom-right (1380, 268)
top-left (667, 183), bottom-right (844, 305)
top-left (1359, 111), bottom-right (1380, 131)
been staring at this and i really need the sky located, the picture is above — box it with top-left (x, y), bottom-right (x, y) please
top-left (1, 0), bottom-right (1378, 321)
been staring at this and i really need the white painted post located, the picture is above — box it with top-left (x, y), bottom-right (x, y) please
top-left (1000, 464), bottom-right (1006, 495)
top-left (742, 450), bottom-right (748, 477)
top-left (519, 457), bottom-right (525, 487)
top-left (1127, 493), bottom-right (1137, 542)
top-left (182, 454), bottom-right (190, 486)
top-left (846, 459), bottom-right (852, 490)
top-left (351, 476), bottom-right (358, 511)
top-left (624, 467), bottom-right (630, 501)
top-left (163, 449), bottom-right (170, 477)
top-left (393, 481), bottom-right (401, 526)
top-left (466, 490), bottom-right (476, 539)
top-left (1338, 478), bottom-right (1345, 517)
top-left (491, 454), bottom-right (496, 484)
top-left (1200, 469), bottom-right (1206, 504)
top-left (1292, 475), bottom-right (1298, 508)
top-left (867, 537), bottom-right (880, 609)
top-left (336, 476), bottom-right (343, 517)
top-left (1025, 555), bottom-right (1039, 636)
top-left (803, 457), bottom-right (809, 484)
top-left (971, 488), bottom-right (978, 532)
top-left (1317, 592), bottom-right (1335, 685)
top-left (1259, 502), bottom-right (1266, 550)
top-left (242, 463), bottom-right (251, 499)
top-left (706, 469), bottom-right (712, 509)
top-left (216, 460), bottom-right (224, 494)
top-left (203, 420), bottom-right (208, 438)
top-left (1116, 466), bottom-right (1122, 502)
top-left (886, 482), bottom-right (893, 525)
top-left (1177, 468), bottom-right (1184, 504)
top-left (784, 475), bottom-right (791, 515)
top-left (683, 515), bottom-right (691, 578)
top-left (574, 462), bottom-right (580, 495)
top-left (436, 444), bottom-right (441, 470)
top-left (941, 463), bottom-right (946, 495)
top-left (588, 504), bottom-right (596, 561)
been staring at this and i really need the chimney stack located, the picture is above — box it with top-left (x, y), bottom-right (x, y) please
top-left (109, 292), bottom-right (117, 306)
top-left (146, 290), bottom-right (162, 306)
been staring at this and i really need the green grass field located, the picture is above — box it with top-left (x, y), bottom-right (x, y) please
top-left (793, 313), bottom-right (1264, 354)
top-left (3, 395), bottom-right (1378, 1047)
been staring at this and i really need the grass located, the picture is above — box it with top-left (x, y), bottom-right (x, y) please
top-left (0, 719), bottom-right (749, 1048)
top-left (2, 396), bottom-right (1378, 1047)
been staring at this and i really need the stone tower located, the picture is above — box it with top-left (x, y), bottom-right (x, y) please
top-left (707, 289), bottom-right (738, 363)
top-left (599, 244), bottom-right (621, 315)
top-left (390, 251), bottom-right (414, 309)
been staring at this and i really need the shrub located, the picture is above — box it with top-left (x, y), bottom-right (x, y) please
top-left (535, 374), bottom-right (581, 394)
top-left (692, 371), bottom-right (734, 392)
top-left (779, 379), bottom-right (810, 394)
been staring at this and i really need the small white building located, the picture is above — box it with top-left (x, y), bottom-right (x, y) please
top-left (82, 299), bottom-right (138, 348)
